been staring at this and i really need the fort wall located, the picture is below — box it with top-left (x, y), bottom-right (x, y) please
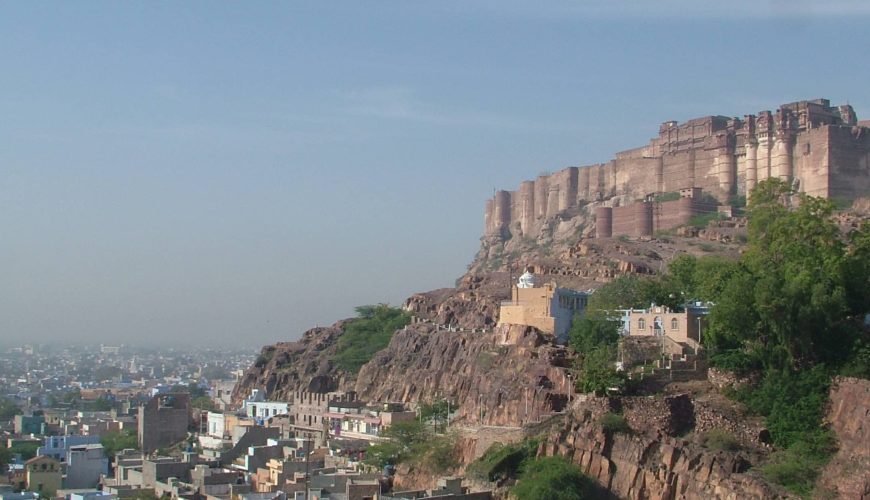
top-left (484, 98), bottom-right (870, 239)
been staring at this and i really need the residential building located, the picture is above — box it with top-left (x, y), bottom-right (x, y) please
top-left (0, 493), bottom-right (40, 500)
top-left (24, 456), bottom-right (61, 496)
top-left (292, 391), bottom-right (356, 443)
top-left (137, 393), bottom-right (190, 453)
top-left (211, 380), bottom-right (237, 412)
top-left (13, 415), bottom-right (45, 435)
top-left (243, 391), bottom-right (289, 422)
top-left (324, 402), bottom-right (415, 441)
top-left (69, 492), bottom-right (118, 500)
top-left (37, 435), bottom-right (101, 463)
top-left (65, 444), bottom-right (109, 489)
top-left (619, 303), bottom-right (708, 345)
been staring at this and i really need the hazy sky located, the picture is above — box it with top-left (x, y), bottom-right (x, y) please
top-left (2, 1), bottom-right (869, 348)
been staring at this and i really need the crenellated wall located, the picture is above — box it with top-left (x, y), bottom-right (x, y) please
top-left (484, 98), bottom-right (870, 239)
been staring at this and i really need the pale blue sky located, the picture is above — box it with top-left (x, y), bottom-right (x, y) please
top-left (2, 1), bottom-right (869, 347)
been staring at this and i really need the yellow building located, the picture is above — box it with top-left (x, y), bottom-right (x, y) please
top-left (620, 303), bottom-right (707, 345)
top-left (25, 456), bottom-right (62, 496)
top-left (497, 271), bottom-right (589, 343)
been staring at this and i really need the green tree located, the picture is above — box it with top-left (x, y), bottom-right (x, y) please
top-left (574, 345), bottom-right (626, 396)
top-left (191, 396), bottom-right (215, 411)
top-left (568, 314), bottom-right (620, 354)
top-left (420, 400), bottom-right (450, 433)
top-left (101, 428), bottom-right (139, 457)
top-left (588, 274), bottom-right (681, 312)
top-left (363, 420), bottom-right (430, 468)
top-left (0, 446), bottom-right (12, 469)
top-left (708, 179), bottom-right (868, 370)
top-left (362, 440), bottom-right (404, 468)
top-left (698, 179), bottom-right (870, 494)
top-left (511, 456), bottom-right (596, 500)
top-left (0, 397), bottom-right (21, 419)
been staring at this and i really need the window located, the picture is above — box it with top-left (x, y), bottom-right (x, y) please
top-left (638, 318), bottom-right (646, 330)
top-left (671, 318), bottom-right (679, 330)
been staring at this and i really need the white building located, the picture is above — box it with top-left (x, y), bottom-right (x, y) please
top-left (207, 411), bottom-right (226, 438)
top-left (242, 390), bottom-right (288, 422)
top-left (37, 435), bottom-right (101, 463)
top-left (69, 492), bottom-right (117, 500)
top-left (65, 444), bottom-right (109, 489)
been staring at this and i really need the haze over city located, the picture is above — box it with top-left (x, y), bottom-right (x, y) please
top-left (3, 1), bottom-right (870, 347)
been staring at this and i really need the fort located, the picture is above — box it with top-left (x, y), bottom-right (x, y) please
top-left (484, 98), bottom-right (870, 239)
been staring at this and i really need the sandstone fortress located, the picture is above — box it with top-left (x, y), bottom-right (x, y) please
top-left (484, 98), bottom-right (870, 239)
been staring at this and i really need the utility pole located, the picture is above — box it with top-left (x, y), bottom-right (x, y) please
top-left (446, 398), bottom-right (450, 431)
top-left (304, 437), bottom-right (311, 500)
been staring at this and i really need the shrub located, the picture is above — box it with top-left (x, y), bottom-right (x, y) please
top-left (687, 211), bottom-right (725, 228)
top-left (709, 349), bottom-right (762, 376)
top-left (598, 413), bottom-right (631, 434)
top-left (728, 194), bottom-right (747, 208)
top-left (701, 428), bottom-right (739, 451)
top-left (101, 428), bottom-right (139, 456)
top-left (760, 436), bottom-right (835, 496)
top-left (466, 439), bottom-right (539, 482)
top-left (575, 345), bottom-right (626, 396)
top-left (333, 304), bottom-right (410, 373)
top-left (655, 191), bottom-right (681, 202)
top-left (420, 435), bottom-right (459, 474)
top-left (511, 456), bottom-right (596, 500)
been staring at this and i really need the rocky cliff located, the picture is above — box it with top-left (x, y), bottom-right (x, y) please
top-left (232, 321), bottom-right (353, 405)
top-left (536, 395), bottom-right (788, 500)
top-left (355, 323), bottom-right (571, 426)
top-left (819, 377), bottom-right (870, 499)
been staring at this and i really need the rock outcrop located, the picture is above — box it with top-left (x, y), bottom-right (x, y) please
top-left (355, 323), bottom-right (571, 427)
top-left (538, 396), bottom-right (788, 500)
top-left (819, 376), bottom-right (870, 499)
top-left (232, 321), bottom-right (353, 405)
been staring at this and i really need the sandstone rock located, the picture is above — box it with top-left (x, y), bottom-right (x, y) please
top-left (819, 377), bottom-right (870, 499)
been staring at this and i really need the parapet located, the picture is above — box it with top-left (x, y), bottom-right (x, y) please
top-left (485, 98), bottom-right (869, 240)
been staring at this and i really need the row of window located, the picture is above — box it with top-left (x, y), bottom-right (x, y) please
top-left (637, 318), bottom-right (680, 331)
top-left (558, 295), bottom-right (588, 310)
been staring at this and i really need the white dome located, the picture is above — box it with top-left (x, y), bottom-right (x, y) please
top-left (517, 271), bottom-right (537, 288)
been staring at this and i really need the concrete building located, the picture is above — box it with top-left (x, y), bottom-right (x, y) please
top-left (211, 380), bottom-right (237, 412)
top-left (619, 303), bottom-right (708, 346)
top-left (141, 457), bottom-right (195, 488)
top-left (65, 444), bottom-right (109, 489)
top-left (497, 271), bottom-right (589, 343)
top-left (37, 435), bottom-right (102, 463)
top-left (24, 456), bottom-right (62, 496)
top-left (0, 493), bottom-right (40, 500)
top-left (68, 492), bottom-right (117, 500)
top-left (324, 402), bottom-right (415, 442)
top-left (206, 411), bottom-right (226, 439)
top-left (243, 390), bottom-right (289, 422)
top-left (137, 393), bottom-right (190, 453)
top-left (190, 465), bottom-right (246, 497)
top-left (13, 415), bottom-right (45, 435)
top-left (292, 391), bottom-right (356, 442)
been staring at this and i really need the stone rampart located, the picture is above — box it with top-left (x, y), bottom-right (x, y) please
top-left (484, 98), bottom-right (870, 239)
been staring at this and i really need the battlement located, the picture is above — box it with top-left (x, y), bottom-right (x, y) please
top-left (484, 98), bottom-right (870, 239)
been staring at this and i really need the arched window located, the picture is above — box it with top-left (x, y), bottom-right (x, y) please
top-left (671, 318), bottom-right (679, 330)
top-left (638, 318), bottom-right (646, 330)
